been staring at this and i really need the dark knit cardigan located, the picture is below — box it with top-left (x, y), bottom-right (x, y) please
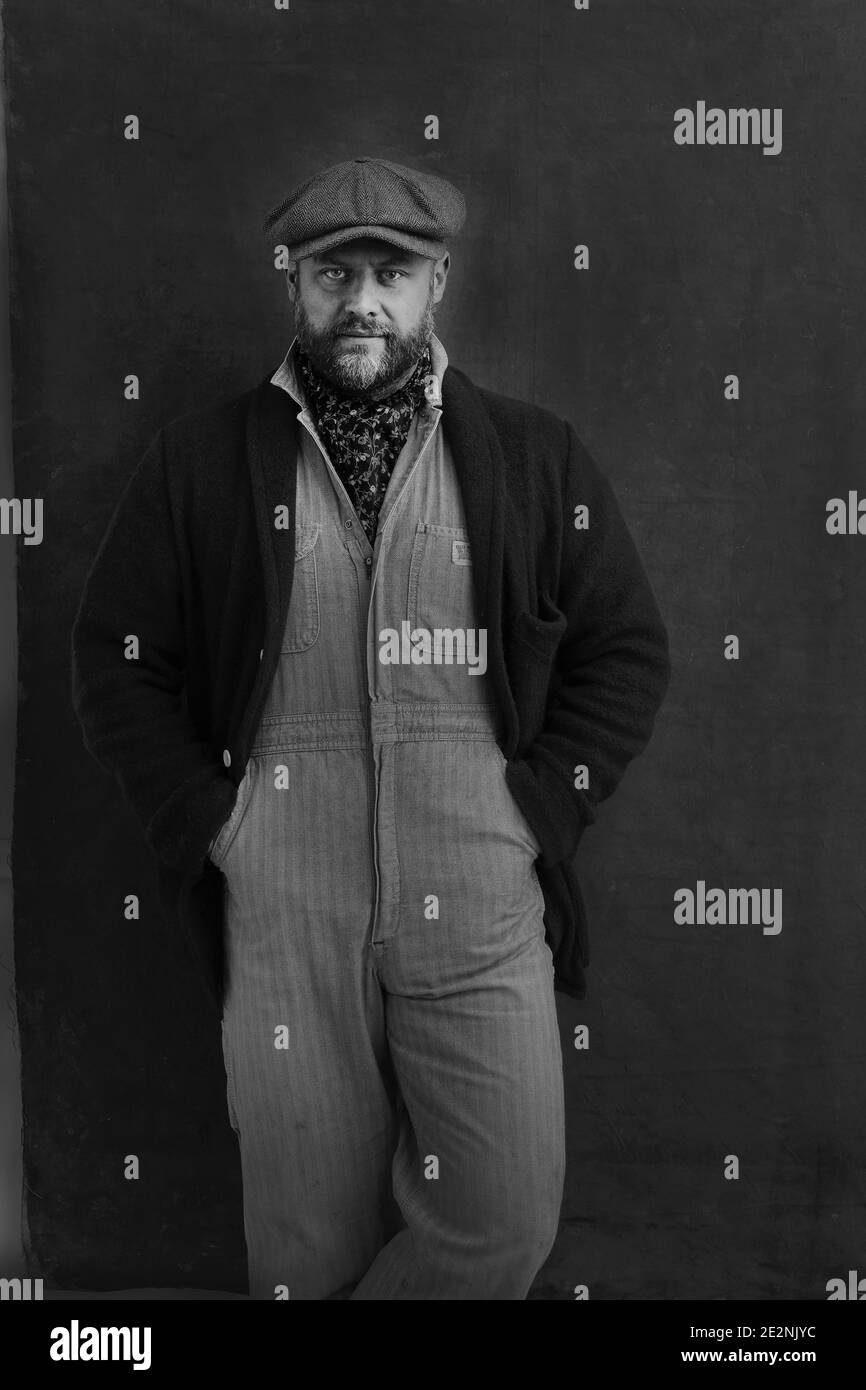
top-left (71, 363), bottom-right (671, 1013)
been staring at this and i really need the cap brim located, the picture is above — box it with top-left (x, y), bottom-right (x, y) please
top-left (280, 224), bottom-right (447, 261)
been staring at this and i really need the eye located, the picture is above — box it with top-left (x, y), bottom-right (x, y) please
top-left (379, 270), bottom-right (403, 282)
top-left (321, 268), bottom-right (346, 280)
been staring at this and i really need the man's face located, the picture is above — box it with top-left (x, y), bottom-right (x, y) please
top-left (286, 237), bottom-right (449, 396)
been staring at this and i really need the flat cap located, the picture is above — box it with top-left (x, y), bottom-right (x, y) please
top-left (263, 156), bottom-right (466, 261)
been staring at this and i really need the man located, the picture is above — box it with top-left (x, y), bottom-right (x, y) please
top-left (71, 156), bottom-right (671, 1300)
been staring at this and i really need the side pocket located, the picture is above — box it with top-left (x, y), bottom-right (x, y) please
top-left (209, 761), bottom-right (254, 869)
top-left (492, 742), bottom-right (543, 859)
top-left (508, 600), bottom-right (567, 750)
top-left (512, 599), bottom-right (566, 661)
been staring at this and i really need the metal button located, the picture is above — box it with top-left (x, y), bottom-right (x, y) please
top-left (222, 749), bottom-right (231, 768)
top-left (344, 518), bottom-right (353, 529)
top-left (364, 556), bottom-right (372, 571)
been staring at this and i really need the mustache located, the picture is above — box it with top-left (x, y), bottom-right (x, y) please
top-left (329, 322), bottom-right (392, 338)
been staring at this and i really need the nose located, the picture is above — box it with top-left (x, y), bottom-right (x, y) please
top-left (341, 269), bottom-right (383, 323)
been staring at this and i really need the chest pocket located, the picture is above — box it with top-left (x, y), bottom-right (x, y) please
top-left (407, 521), bottom-right (477, 632)
top-left (282, 522), bottom-right (320, 652)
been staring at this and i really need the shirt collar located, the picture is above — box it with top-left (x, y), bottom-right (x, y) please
top-left (271, 331), bottom-right (448, 413)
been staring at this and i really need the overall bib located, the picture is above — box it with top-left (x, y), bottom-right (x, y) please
top-left (210, 336), bottom-right (565, 1300)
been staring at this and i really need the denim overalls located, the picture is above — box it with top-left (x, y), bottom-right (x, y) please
top-left (210, 334), bottom-right (565, 1300)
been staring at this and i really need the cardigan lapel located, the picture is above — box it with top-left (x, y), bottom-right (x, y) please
top-left (236, 377), bottom-right (300, 756)
top-left (441, 364), bottom-right (518, 753)
top-left (246, 376), bottom-right (300, 642)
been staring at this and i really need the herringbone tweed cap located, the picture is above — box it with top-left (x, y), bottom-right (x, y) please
top-left (263, 156), bottom-right (466, 260)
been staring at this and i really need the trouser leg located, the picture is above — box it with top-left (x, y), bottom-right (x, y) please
top-left (218, 747), bottom-right (403, 1300)
top-left (221, 952), bottom-right (403, 1301)
top-left (350, 931), bottom-right (565, 1300)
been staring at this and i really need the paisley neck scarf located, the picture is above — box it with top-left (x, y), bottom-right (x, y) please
top-left (296, 343), bottom-right (433, 546)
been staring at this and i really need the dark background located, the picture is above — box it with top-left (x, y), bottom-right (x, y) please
top-left (4, 0), bottom-right (865, 1298)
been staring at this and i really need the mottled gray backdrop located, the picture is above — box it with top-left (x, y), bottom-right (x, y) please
top-left (3, 0), bottom-right (865, 1297)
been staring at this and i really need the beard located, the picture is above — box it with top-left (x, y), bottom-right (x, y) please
top-left (293, 282), bottom-right (436, 398)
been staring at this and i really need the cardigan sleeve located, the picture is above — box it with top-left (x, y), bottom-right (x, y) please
top-left (70, 430), bottom-right (237, 880)
top-left (507, 421), bottom-right (671, 868)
